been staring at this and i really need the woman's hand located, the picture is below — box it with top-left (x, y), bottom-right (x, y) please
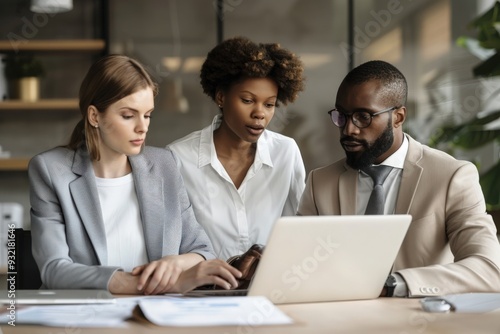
top-left (131, 254), bottom-right (204, 295)
top-left (171, 259), bottom-right (242, 294)
top-left (108, 271), bottom-right (141, 295)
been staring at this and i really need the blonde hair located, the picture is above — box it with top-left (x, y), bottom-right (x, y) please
top-left (67, 54), bottom-right (158, 160)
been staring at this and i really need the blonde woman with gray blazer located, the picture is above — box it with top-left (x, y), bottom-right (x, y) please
top-left (29, 55), bottom-right (241, 295)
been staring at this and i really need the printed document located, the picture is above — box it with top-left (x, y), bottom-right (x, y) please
top-left (138, 296), bottom-right (293, 327)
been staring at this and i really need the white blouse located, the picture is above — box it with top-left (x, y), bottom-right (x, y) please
top-left (168, 115), bottom-right (306, 260)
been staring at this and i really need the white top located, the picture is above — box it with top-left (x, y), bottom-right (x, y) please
top-left (95, 173), bottom-right (148, 272)
top-left (357, 135), bottom-right (409, 215)
top-left (168, 114), bottom-right (306, 260)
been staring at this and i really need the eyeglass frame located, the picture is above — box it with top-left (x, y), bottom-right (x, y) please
top-left (327, 105), bottom-right (401, 129)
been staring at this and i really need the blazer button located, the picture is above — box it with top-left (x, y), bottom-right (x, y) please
top-left (431, 287), bottom-right (440, 294)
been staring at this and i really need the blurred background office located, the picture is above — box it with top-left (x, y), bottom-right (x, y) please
top-left (0, 0), bottom-right (499, 229)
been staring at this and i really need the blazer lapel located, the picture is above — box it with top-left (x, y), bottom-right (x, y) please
top-left (339, 162), bottom-right (358, 215)
top-left (130, 154), bottom-right (165, 261)
top-left (69, 147), bottom-right (108, 265)
top-left (395, 135), bottom-right (424, 214)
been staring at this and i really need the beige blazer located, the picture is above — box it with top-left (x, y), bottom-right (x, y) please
top-left (298, 134), bottom-right (500, 297)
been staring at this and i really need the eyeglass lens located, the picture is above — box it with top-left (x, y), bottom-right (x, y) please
top-left (330, 110), bottom-right (372, 128)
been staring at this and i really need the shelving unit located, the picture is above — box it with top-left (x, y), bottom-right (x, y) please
top-left (0, 39), bottom-right (106, 52)
top-left (0, 0), bottom-right (108, 177)
top-left (0, 40), bottom-right (105, 172)
top-left (0, 98), bottom-right (79, 110)
top-left (0, 158), bottom-right (30, 171)
top-left (0, 1), bottom-right (109, 273)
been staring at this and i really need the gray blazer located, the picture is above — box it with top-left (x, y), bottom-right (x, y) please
top-left (28, 145), bottom-right (215, 290)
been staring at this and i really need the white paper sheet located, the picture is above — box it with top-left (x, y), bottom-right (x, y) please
top-left (138, 296), bottom-right (294, 327)
top-left (1, 297), bottom-right (138, 327)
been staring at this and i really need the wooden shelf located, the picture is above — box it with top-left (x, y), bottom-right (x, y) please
top-left (0, 99), bottom-right (79, 110)
top-left (0, 158), bottom-right (30, 171)
top-left (0, 39), bottom-right (106, 52)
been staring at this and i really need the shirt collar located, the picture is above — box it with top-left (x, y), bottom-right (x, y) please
top-left (379, 134), bottom-right (408, 169)
top-left (198, 114), bottom-right (273, 168)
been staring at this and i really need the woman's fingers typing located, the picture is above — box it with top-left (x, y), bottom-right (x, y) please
top-left (174, 259), bottom-right (242, 293)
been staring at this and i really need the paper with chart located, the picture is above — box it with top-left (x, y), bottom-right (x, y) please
top-left (138, 296), bottom-right (293, 327)
top-left (0, 296), bottom-right (139, 327)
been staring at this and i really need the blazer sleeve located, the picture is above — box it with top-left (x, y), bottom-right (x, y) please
top-left (29, 153), bottom-right (120, 290)
top-left (396, 162), bottom-right (500, 296)
top-left (165, 149), bottom-right (215, 260)
top-left (176, 184), bottom-right (215, 260)
top-left (297, 162), bottom-right (346, 216)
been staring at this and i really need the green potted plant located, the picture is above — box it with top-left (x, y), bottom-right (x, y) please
top-left (3, 54), bottom-right (44, 101)
top-left (430, 1), bottom-right (500, 224)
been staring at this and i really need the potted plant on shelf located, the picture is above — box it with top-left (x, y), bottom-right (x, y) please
top-left (430, 1), bottom-right (500, 227)
top-left (3, 54), bottom-right (44, 102)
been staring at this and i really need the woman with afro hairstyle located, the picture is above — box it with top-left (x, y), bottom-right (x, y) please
top-left (168, 36), bottom-right (306, 260)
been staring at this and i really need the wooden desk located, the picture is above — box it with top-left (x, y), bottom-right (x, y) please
top-left (1, 297), bottom-right (499, 333)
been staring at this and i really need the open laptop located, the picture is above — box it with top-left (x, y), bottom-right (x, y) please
top-left (186, 214), bottom-right (412, 304)
top-left (0, 289), bottom-right (116, 305)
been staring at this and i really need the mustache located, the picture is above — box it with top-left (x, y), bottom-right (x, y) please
top-left (340, 136), bottom-right (367, 146)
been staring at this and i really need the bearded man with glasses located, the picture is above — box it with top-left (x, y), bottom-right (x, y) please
top-left (298, 60), bottom-right (500, 298)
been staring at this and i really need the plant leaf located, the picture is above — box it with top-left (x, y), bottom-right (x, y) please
top-left (429, 124), bottom-right (466, 147)
top-left (469, 1), bottom-right (500, 49)
top-left (470, 1), bottom-right (500, 28)
top-left (473, 52), bottom-right (500, 77)
top-left (469, 109), bottom-right (500, 126)
top-left (480, 161), bottom-right (500, 210)
top-left (456, 36), bottom-right (497, 60)
top-left (453, 126), bottom-right (500, 149)
top-left (429, 110), bottom-right (500, 148)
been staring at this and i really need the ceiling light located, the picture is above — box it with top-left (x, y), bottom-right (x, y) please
top-left (30, 0), bottom-right (73, 13)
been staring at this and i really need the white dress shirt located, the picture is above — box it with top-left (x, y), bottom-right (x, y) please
top-left (356, 136), bottom-right (409, 215)
top-left (168, 114), bottom-right (306, 260)
top-left (356, 136), bottom-right (409, 296)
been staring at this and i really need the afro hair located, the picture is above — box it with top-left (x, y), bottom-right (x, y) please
top-left (200, 36), bottom-right (305, 106)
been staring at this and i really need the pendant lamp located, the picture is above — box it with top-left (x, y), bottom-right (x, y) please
top-left (30, 0), bottom-right (73, 13)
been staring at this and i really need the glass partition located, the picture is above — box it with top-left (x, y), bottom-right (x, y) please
top-left (107, 0), bottom-right (499, 174)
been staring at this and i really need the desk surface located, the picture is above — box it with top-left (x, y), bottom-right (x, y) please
top-left (2, 297), bottom-right (499, 334)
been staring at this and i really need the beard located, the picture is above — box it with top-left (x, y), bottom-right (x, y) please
top-left (342, 121), bottom-right (394, 170)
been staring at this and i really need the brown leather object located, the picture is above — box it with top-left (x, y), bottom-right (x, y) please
top-left (196, 244), bottom-right (265, 291)
top-left (227, 244), bottom-right (265, 289)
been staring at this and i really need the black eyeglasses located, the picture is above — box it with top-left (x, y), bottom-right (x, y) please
top-left (327, 106), bottom-right (400, 129)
